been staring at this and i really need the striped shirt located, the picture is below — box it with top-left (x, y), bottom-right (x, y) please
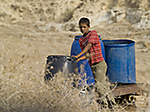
top-left (79, 30), bottom-right (104, 66)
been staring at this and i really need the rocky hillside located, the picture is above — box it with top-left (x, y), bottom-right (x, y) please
top-left (0, 0), bottom-right (150, 32)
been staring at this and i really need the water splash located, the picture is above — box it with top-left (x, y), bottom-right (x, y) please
top-left (63, 61), bottom-right (68, 76)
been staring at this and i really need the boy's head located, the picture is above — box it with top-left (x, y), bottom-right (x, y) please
top-left (79, 17), bottom-right (90, 27)
top-left (79, 17), bottom-right (90, 35)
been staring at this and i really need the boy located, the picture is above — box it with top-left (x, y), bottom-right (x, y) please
top-left (74, 17), bottom-right (116, 107)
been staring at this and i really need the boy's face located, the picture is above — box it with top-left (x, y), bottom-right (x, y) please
top-left (79, 23), bottom-right (90, 35)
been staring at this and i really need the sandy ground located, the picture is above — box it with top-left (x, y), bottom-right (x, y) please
top-left (1, 21), bottom-right (149, 83)
top-left (0, 0), bottom-right (150, 112)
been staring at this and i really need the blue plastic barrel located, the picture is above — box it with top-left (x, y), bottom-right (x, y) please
top-left (70, 35), bottom-right (94, 86)
top-left (99, 36), bottom-right (105, 60)
top-left (102, 39), bottom-right (136, 83)
top-left (70, 35), bottom-right (105, 86)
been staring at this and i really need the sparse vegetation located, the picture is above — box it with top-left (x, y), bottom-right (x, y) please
top-left (0, 0), bottom-right (150, 111)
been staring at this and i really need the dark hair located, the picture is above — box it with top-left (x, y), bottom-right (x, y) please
top-left (79, 17), bottom-right (90, 27)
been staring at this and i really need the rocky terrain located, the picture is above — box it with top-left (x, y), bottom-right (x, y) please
top-left (0, 0), bottom-right (150, 111)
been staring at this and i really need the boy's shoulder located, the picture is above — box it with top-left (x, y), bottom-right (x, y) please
top-left (90, 30), bottom-right (98, 34)
top-left (90, 30), bottom-right (98, 35)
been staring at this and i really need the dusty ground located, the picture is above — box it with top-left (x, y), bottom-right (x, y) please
top-left (0, 0), bottom-right (150, 112)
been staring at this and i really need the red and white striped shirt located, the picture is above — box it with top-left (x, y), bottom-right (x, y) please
top-left (79, 30), bottom-right (104, 66)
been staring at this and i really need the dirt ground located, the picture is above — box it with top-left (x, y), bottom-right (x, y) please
top-left (0, 0), bottom-right (150, 112)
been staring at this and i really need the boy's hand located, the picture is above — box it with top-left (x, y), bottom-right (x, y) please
top-left (72, 55), bottom-right (78, 59)
top-left (76, 58), bottom-right (80, 62)
top-left (71, 55), bottom-right (80, 62)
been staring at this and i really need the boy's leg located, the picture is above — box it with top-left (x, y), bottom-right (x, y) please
top-left (91, 61), bottom-right (116, 106)
top-left (91, 61), bottom-right (106, 82)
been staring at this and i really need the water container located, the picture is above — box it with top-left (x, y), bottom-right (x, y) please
top-left (70, 35), bottom-right (105, 86)
top-left (44, 55), bottom-right (78, 84)
top-left (102, 39), bottom-right (136, 83)
top-left (70, 35), bottom-right (94, 86)
top-left (99, 35), bottom-right (105, 60)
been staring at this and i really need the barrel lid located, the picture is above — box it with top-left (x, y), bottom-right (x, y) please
top-left (102, 39), bottom-right (135, 47)
top-left (75, 35), bottom-right (83, 40)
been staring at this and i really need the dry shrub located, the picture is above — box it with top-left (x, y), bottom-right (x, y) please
top-left (0, 69), bottom-right (99, 112)
top-left (1, 55), bottom-right (149, 112)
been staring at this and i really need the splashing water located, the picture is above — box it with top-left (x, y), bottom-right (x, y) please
top-left (63, 61), bottom-right (68, 76)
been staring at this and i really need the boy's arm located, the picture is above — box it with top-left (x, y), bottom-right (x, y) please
top-left (77, 55), bottom-right (86, 62)
top-left (76, 43), bottom-right (92, 59)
